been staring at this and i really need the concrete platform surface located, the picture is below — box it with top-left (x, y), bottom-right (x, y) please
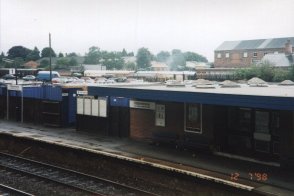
top-left (0, 120), bottom-right (293, 196)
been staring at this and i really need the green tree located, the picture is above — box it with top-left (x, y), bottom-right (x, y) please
top-left (136, 47), bottom-right (152, 70)
top-left (41, 47), bottom-right (56, 58)
top-left (169, 49), bottom-right (186, 70)
top-left (56, 58), bottom-right (69, 66)
top-left (128, 52), bottom-right (134, 56)
top-left (68, 57), bottom-right (78, 66)
top-left (26, 46), bottom-right (40, 61)
top-left (58, 52), bottom-right (64, 58)
top-left (124, 62), bottom-right (136, 70)
top-left (156, 51), bottom-right (170, 62)
top-left (101, 51), bottom-right (124, 70)
top-left (121, 48), bottom-right (128, 56)
top-left (67, 52), bottom-right (78, 57)
top-left (184, 51), bottom-right (208, 62)
top-left (40, 59), bottom-right (49, 68)
top-left (7, 46), bottom-right (32, 60)
top-left (84, 46), bottom-right (101, 64)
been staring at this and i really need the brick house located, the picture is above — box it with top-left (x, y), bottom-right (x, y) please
top-left (214, 37), bottom-right (294, 68)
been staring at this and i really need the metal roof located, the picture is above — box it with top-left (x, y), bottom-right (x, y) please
top-left (216, 37), bottom-right (294, 51)
top-left (88, 84), bottom-right (294, 110)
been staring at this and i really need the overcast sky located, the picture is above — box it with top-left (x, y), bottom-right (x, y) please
top-left (0, 0), bottom-right (294, 61)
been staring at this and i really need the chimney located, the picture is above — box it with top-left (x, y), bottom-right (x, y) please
top-left (285, 39), bottom-right (293, 54)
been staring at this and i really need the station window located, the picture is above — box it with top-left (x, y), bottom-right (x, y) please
top-left (255, 111), bottom-right (270, 134)
top-left (228, 107), bottom-right (251, 132)
top-left (243, 52), bottom-right (248, 58)
top-left (185, 103), bottom-right (202, 133)
top-left (225, 53), bottom-right (230, 58)
top-left (271, 111), bottom-right (280, 136)
top-left (253, 52), bottom-right (258, 57)
top-left (217, 53), bottom-right (222, 58)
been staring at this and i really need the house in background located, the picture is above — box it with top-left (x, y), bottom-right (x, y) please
top-left (23, 61), bottom-right (39, 69)
top-left (151, 61), bottom-right (169, 71)
top-left (214, 37), bottom-right (294, 68)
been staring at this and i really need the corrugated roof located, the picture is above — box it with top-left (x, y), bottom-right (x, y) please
top-left (215, 41), bottom-right (241, 51)
top-left (216, 37), bottom-right (294, 51)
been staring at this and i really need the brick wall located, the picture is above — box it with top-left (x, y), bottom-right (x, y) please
top-left (214, 48), bottom-right (286, 68)
top-left (130, 102), bottom-right (184, 141)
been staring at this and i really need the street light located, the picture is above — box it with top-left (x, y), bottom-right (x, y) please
top-left (2, 58), bottom-right (18, 84)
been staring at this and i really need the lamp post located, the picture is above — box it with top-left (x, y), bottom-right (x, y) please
top-left (2, 58), bottom-right (18, 84)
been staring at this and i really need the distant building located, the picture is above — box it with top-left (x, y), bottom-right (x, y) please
top-left (23, 61), bottom-right (39, 69)
top-left (214, 37), bottom-right (294, 68)
top-left (151, 61), bottom-right (169, 71)
top-left (186, 61), bottom-right (210, 69)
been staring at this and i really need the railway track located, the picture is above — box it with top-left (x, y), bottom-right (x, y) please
top-left (0, 152), bottom-right (156, 196)
top-left (0, 183), bottom-right (34, 196)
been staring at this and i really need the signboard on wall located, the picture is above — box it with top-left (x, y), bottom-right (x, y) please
top-left (7, 84), bottom-right (22, 91)
top-left (77, 97), bottom-right (84, 114)
top-left (130, 100), bottom-right (155, 110)
top-left (76, 96), bottom-right (108, 117)
top-left (155, 104), bottom-right (165, 127)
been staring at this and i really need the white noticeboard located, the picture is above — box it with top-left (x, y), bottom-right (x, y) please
top-left (155, 104), bottom-right (165, 127)
top-left (84, 98), bottom-right (92, 116)
top-left (77, 97), bottom-right (84, 115)
top-left (91, 99), bottom-right (99, 117)
top-left (99, 98), bottom-right (107, 117)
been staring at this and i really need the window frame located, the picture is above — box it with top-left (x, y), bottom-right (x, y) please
top-left (184, 103), bottom-right (202, 134)
top-left (253, 52), bottom-right (258, 57)
top-left (225, 52), bottom-right (230, 58)
top-left (243, 52), bottom-right (248, 58)
top-left (217, 53), bottom-right (222, 58)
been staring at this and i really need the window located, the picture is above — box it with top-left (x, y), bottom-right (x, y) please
top-left (255, 111), bottom-right (270, 134)
top-left (217, 53), bottom-right (221, 58)
top-left (228, 107), bottom-right (252, 132)
top-left (225, 53), bottom-right (230, 58)
top-left (243, 52), bottom-right (248, 58)
top-left (155, 104), bottom-right (165, 127)
top-left (253, 52), bottom-right (258, 57)
top-left (185, 103), bottom-right (202, 133)
top-left (264, 52), bottom-right (268, 56)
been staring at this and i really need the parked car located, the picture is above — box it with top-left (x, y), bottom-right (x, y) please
top-left (2, 74), bottom-right (15, 80)
top-left (22, 75), bottom-right (36, 81)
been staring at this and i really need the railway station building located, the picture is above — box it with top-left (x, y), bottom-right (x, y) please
top-left (76, 82), bottom-right (294, 168)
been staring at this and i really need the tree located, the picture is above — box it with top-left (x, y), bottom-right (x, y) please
top-left (125, 62), bottom-right (136, 70)
top-left (101, 51), bottom-right (124, 70)
top-left (68, 57), bottom-right (78, 66)
top-left (169, 49), bottom-right (186, 70)
top-left (7, 46), bottom-right (32, 60)
top-left (136, 48), bottom-right (152, 70)
top-left (67, 52), bottom-right (78, 57)
top-left (0, 52), bottom-right (4, 61)
top-left (41, 47), bottom-right (56, 58)
top-left (184, 51), bottom-right (208, 62)
top-left (84, 46), bottom-right (101, 64)
top-left (156, 51), bottom-right (170, 62)
top-left (40, 59), bottom-right (49, 68)
top-left (56, 58), bottom-right (69, 66)
top-left (121, 48), bottom-right (128, 57)
top-left (26, 46), bottom-right (40, 61)
top-left (128, 52), bottom-right (134, 56)
top-left (58, 52), bottom-right (64, 58)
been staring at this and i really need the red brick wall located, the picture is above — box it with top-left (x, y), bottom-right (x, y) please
top-left (214, 48), bottom-right (286, 68)
top-left (130, 102), bottom-right (184, 141)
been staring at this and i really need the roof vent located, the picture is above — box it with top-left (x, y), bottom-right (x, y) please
top-left (165, 80), bottom-right (186, 87)
top-left (194, 79), bottom-right (216, 89)
top-left (220, 80), bottom-right (241, 88)
top-left (279, 80), bottom-right (294, 86)
top-left (248, 77), bottom-right (268, 87)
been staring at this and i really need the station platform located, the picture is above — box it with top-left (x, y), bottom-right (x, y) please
top-left (0, 120), bottom-right (293, 196)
